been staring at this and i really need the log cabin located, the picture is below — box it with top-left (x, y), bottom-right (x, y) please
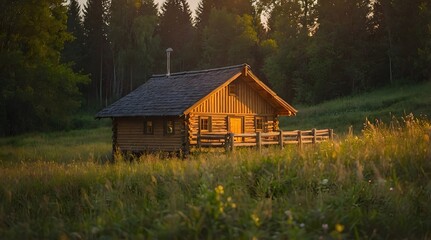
top-left (96, 64), bottom-right (297, 155)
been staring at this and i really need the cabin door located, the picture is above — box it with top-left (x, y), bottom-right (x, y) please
top-left (229, 117), bottom-right (243, 142)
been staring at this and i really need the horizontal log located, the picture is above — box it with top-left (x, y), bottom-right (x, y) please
top-left (199, 142), bottom-right (225, 147)
top-left (234, 142), bottom-right (258, 147)
top-left (234, 133), bottom-right (257, 137)
top-left (316, 130), bottom-right (330, 134)
top-left (282, 131), bottom-right (300, 135)
top-left (301, 136), bottom-right (315, 140)
top-left (261, 132), bottom-right (280, 137)
top-left (198, 134), bottom-right (227, 139)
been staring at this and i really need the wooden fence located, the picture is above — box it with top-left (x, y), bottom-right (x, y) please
top-left (197, 129), bottom-right (334, 152)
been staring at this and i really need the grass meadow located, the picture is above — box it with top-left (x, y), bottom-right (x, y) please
top-left (1, 83), bottom-right (431, 239)
top-left (282, 81), bottom-right (431, 134)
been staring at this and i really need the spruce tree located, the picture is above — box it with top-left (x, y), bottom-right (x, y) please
top-left (373, 0), bottom-right (431, 83)
top-left (196, 0), bottom-right (255, 34)
top-left (62, 0), bottom-right (85, 72)
top-left (304, 0), bottom-right (373, 102)
top-left (109, 0), bottom-right (159, 98)
top-left (158, 0), bottom-right (196, 72)
top-left (83, 0), bottom-right (110, 106)
top-left (201, 8), bottom-right (258, 68)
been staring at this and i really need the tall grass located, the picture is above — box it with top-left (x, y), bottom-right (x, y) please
top-left (0, 116), bottom-right (430, 239)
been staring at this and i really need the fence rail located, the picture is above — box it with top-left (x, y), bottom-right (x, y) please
top-left (196, 129), bottom-right (334, 152)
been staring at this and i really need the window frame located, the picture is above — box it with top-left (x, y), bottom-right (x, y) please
top-left (143, 120), bottom-right (154, 135)
top-left (164, 119), bottom-right (175, 135)
top-left (228, 83), bottom-right (237, 96)
top-left (255, 116), bottom-right (266, 132)
top-left (199, 116), bottom-right (212, 133)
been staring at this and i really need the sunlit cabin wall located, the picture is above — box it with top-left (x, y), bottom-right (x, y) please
top-left (113, 116), bottom-right (184, 152)
top-left (188, 76), bottom-right (278, 145)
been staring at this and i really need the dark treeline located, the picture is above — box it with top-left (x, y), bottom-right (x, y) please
top-left (1, 0), bottom-right (430, 136)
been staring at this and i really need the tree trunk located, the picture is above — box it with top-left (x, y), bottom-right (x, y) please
top-left (130, 66), bottom-right (133, 92)
top-left (99, 48), bottom-right (103, 106)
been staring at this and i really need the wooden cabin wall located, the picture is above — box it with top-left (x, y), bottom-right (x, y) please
top-left (115, 117), bottom-right (184, 152)
top-left (191, 77), bottom-right (276, 114)
top-left (188, 77), bottom-right (279, 144)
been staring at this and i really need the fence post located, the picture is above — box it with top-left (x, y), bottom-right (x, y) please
top-left (298, 130), bottom-right (302, 149)
top-left (256, 132), bottom-right (262, 152)
top-left (278, 130), bottom-right (284, 149)
top-left (224, 134), bottom-right (230, 152)
top-left (329, 129), bottom-right (334, 140)
top-left (197, 133), bottom-right (201, 150)
top-left (229, 133), bottom-right (235, 152)
top-left (312, 128), bottom-right (316, 144)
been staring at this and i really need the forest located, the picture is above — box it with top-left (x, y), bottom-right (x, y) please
top-left (0, 0), bottom-right (430, 136)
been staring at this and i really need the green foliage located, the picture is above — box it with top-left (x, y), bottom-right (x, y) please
top-left (0, 0), bottom-right (89, 136)
top-left (263, 0), bottom-right (316, 102)
top-left (109, 0), bottom-right (159, 99)
top-left (263, 0), bottom-right (431, 104)
top-left (0, 116), bottom-right (430, 238)
top-left (375, 0), bottom-right (431, 83)
top-left (82, 0), bottom-right (111, 105)
top-left (196, 0), bottom-right (255, 31)
top-left (202, 9), bottom-right (259, 67)
top-left (62, 0), bottom-right (85, 72)
top-left (195, 0), bottom-right (264, 72)
top-left (157, 0), bottom-right (196, 72)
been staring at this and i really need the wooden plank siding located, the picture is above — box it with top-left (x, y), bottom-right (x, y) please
top-left (115, 117), bottom-right (184, 152)
top-left (187, 77), bottom-right (279, 145)
top-left (191, 76), bottom-right (276, 114)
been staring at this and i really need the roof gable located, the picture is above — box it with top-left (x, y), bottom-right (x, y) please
top-left (96, 64), bottom-right (297, 118)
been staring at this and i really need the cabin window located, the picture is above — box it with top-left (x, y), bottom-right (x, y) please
top-left (255, 117), bottom-right (265, 132)
top-left (164, 120), bottom-right (175, 135)
top-left (144, 120), bottom-right (153, 135)
top-left (199, 117), bottom-right (212, 132)
top-left (228, 83), bottom-right (237, 96)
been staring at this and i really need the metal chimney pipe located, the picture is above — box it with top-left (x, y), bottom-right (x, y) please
top-left (166, 48), bottom-right (173, 76)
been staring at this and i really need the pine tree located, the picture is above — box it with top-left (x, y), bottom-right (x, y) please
top-left (262, 0), bottom-right (317, 102)
top-left (62, 0), bottom-right (85, 72)
top-left (305, 0), bottom-right (373, 102)
top-left (158, 0), bottom-right (196, 72)
top-left (201, 8), bottom-right (258, 68)
top-left (83, 0), bottom-right (110, 106)
top-left (373, 0), bottom-right (431, 83)
top-left (109, 0), bottom-right (159, 98)
top-left (196, 0), bottom-right (255, 33)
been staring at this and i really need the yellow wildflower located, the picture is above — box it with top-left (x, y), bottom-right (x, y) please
top-left (215, 185), bottom-right (224, 195)
top-left (251, 213), bottom-right (260, 226)
top-left (335, 223), bottom-right (344, 233)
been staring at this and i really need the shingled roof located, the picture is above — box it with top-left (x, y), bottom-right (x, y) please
top-left (96, 64), bottom-right (296, 118)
